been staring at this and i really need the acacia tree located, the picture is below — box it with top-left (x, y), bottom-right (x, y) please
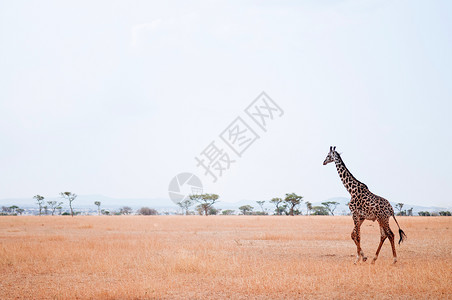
top-left (407, 207), bottom-right (413, 216)
top-left (94, 201), bottom-right (101, 215)
top-left (9, 205), bottom-right (19, 215)
top-left (189, 194), bottom-right (219, 216)
top-left (305, 201), bottom-right (313, 215)
top-left (60, 192), bottom-right (77, 217)
top-left (1, 206), bottom-right (11, 215)
top-left (119, 206), bottom-right (133, 215)
top-left (34, 195), bottom-right (45, 216)
top-left (256, 201), bottom-right (266, 214)
top-left (396, 203), bottom-right (404, 216)
top-left (239, 205), bottom-right (254, 215)
top-left (177, 199), bottom-right (193, 215)
top-left (47, 201), bottom-right (63, 216)
top-left (270, 197), bottom-right (284, 215)
top-left (312, 206), bottom-right (329, 215)
top-left (280, 204), bottom-right (289, 215)
top-left (321, 201), bottom-right (339, 216)
top-left (195, 205), bottom-right (204, 215)
top-left (284, 193), bottom-right (303, 216)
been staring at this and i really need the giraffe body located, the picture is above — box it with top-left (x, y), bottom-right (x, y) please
top-left (323, 146), bottom-right (406, 264)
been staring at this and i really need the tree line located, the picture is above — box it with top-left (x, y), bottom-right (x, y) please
top-left (176, 196), bottom-right (451, 217)
top-left (1, 192), bottom-right (158, 216)
top-left (175, 193), bottom-right (341, 216)
top-left (394, 202), bottom-right (451, 216)
top-left (34, 193), bottom-right (77, 216)
top-left (1, 192), bottom-right (450, 217)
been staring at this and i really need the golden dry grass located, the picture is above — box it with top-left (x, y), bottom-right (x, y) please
top-left (0, 216), bottom-right (451, 299)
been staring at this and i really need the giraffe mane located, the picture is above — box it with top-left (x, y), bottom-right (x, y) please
top-left (335, 151), bottom-right (368, 189)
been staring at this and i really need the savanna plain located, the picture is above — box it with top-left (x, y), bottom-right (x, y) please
top-left (0, 216), bottom-right (451, 299)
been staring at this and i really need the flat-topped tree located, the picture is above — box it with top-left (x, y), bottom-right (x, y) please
top-left (119, 206), bottom-right (132, 215)
top-left (305, 201), bottom-right (313, 215)
top-left (239, 205), bottom-right (254, 215)
top-left (47, 201), bottom-right (63, 216)
top-left (34, 195), bottom-right (45, 216)
top-left (60, 192), bottom-right (77, 217)
top-left (321, 201), bottom-right (340, 216)
top-left (395, 203), bottom-right (404, 216)
top-left (94, 201), bottom-right (101, 215)
top-left (256, 201), bottom-right (266, 214)
top-left (270, 198), bottom-right (284, 215)
top-left (284, 193), bottom-right (303, 216)
top-left (189, 194), bottom-right (219, 216)
top-left (177, 199), bottom-right (193, 215)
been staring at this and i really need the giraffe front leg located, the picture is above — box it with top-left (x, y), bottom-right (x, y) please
top-left (351, 229), bottom-right (360, 264)
top-left (351, 216), bottom-right (366, 264)
top-left (351, 227), bottom-right (367, 264)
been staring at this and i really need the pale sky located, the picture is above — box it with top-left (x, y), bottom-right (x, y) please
top-left (1, 0), bottom-right (451, 207)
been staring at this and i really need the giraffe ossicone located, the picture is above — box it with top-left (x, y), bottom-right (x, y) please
top-left (323, 146), bottom-right (406, 264)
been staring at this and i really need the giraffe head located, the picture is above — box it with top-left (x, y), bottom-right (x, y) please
top-left (323, 146), bottom-right (337, 165)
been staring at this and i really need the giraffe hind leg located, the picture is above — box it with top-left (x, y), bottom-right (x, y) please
top-left (386, 227), bottom-right (397, 264)
top-left (372, 225), bottom-right (387, 264)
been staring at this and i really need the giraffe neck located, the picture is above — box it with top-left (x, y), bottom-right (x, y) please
top-left (334, 153), bottom-right (366, 195)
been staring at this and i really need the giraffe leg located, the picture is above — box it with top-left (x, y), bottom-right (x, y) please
top-left (372, 224), bottom-right (387, 264)
top-left (351, 228), bottom-right (360, 264)
top-left (351, 216), bottom-right (366, 264)
top-left (386, 227), bottom-right (397, 264)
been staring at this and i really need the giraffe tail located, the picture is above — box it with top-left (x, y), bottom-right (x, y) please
top-left (392, 214), bottom-right (407, 245)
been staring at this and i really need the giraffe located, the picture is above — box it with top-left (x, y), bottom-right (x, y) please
top-left (323, 146), bottom-right (406, 264)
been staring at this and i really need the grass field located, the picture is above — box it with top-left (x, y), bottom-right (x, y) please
top-left (0, 216), bottom-right (451, 299)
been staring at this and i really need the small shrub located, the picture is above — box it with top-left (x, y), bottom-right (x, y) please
top-left (312, 206), bottom-right (329, 215)
top-left (137, 207), bottom-right (158, 215)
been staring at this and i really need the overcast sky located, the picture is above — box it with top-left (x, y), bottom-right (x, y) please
top-left (1, 0), bottom-right (451, 207)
